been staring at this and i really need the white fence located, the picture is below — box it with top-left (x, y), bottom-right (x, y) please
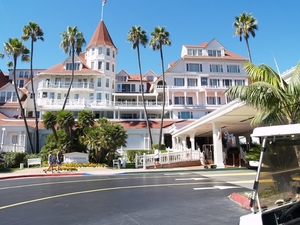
top-left (135, 149), bottom-right (201, 169)
top-left (0, 144), bottom-right (25, 153)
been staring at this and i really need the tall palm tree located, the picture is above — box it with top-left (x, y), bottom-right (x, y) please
top-left (22, 22), bottom-right (44, 153)
top-left (60, 26), bottom-right (86, 110)
top-left (78, 109), bottom-right (95, 129)
top-left (225, 61), bottom-right (300, 126)
top-left (42, 111), bottom-right (58, 144)
top-left (127, 26), bottom-right (153, 148)
top-left (3, 38), bottom-right (34, 153)
top-left (149, 26), bottom-right (171, 150)
top-left (233, 12), bottom-right (258, 63)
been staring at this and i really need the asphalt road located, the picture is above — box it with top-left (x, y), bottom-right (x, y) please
top-left (0, 171), bottom-right (254, 225)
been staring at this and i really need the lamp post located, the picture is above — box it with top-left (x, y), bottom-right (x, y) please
top-left (1, 127), bottom-right (6, 149)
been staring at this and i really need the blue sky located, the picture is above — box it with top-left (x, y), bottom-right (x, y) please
top-left (0, 0), bottom-right (300, 75)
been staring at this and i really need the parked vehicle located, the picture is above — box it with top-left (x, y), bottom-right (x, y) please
top-left (240, 124), bottom-right (300, 225)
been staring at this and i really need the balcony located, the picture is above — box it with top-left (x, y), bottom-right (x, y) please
top-left (38, 81), bottom-right (94, 90)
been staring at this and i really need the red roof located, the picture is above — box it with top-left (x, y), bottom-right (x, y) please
top-left (86, 21), bottom-right (117, 51)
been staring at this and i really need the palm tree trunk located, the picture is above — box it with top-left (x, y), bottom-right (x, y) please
top-left (13, 59), bottom-right (34, 154)
top-left (158, 45), bottom-right (165, 150)
top-left (245, 37), bottom-right (252, 63)
top-left (62, 45), bottom-right (75, 110)
top-left (137, 45), bottom-right (153, 148)
top-left (30, 40), bottom-right (39, 153)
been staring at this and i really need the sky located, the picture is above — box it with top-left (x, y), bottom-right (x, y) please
top-left (0, 0), bottom-right (300, 75)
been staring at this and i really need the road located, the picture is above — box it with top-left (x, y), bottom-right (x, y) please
top-left (0, 170), bottom-right (255, 225)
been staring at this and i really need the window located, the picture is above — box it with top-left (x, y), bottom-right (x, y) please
top-left (235, 79), bottom-right (245, 86)
top-left (97, 78), bottom-right (102, 87)
top-left (210, 64), bottom-right (223, 72)
top-left (207, 97), bottom-right (221, 105)
top-left (201, 77), bottom-right (208, 86)
top-left (174, 97), bottom-right (185, 105)
top-left (28, 111), bottom-right (33, 117)
top-left (208, 50), bottom-right (221, 57)
top-left (89, 93), bottom-right (94, 100)
top-left (178, 112), bottom-right (192, 119)
top-left (227, 65), bottom-right (240, 73)
top-left (55, 78), bottom-right (61, 85)
top-left (139, 84), bottom-right (144, 92)
top-left (49, 92), bottom-right (55, 99)
top-left (186, 63), bottom-right (202, 72)
top-left (7, 92), bottom-right (11, 102)
top-left (187, 49), bottom-right (202, 56)
top-left (96, 93), bottom-right (102, 100)
top-left (106, 62), bottom-right (110, 70)
top-left (98, 47), bottom-right (102, 55)
top-left (174, 78), bottom-right (184, 86)
top-left (19, 80), bottom-right (24, 88)
top-left (74, 94), bottom-right (79, 99)
top-left (66, 63), bottom-right (80, 70)
top-left (186, 97), bottom-right (193, 105)
top-left (91, 62), bottom-right (94, 69)
top-left (113, 50), bottom-right (115, 58)
top-left (0, 92), bottom-right (5, 102)
top-left (209, 79), bottom-right (220, 87)
top-left (12, 92), bottom-right (17, 102)
top-left (187, 78), bottom-right (198, 87)
top-left (12, 135), bottom-right (18, 144)
top-left (24, 71), bottom-right (29, 78)
top-left (117, 76), bottom-right (126, 81)
top-left (57, 93), bottom-right (61, 99)
top-left (112, 64), bottom-right (115, 72)
top-left (112, 81), bottom-right (114, 89)
top-left (98, 61), bottom-right (102, 69)
top-left (117, 84), bottom-right (121, 92)
top-left (42, 92), bottom-right (48, 98)
top-left (106, 48), bottom-right (110, 56)
top-left (105, 93), bottom-right (109, 100)
top-left (106, 78), bottom-right (109, 88)
top-left (65, 78), bottom-right (70, 86)
top-left (19, 71), bottom-right (24, 78)
top-left (147, 76), bottom-right (154, 81)
top-left (223, 79), bottom-right (232, 87)
top-left (131, 84), bottom-right (135, 92)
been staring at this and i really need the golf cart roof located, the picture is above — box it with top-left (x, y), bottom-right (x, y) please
top-left (251, 123), bottom-right (300, 137)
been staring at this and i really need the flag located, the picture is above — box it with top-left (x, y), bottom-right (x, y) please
top-left (102, 0), bottom-right (107, 5)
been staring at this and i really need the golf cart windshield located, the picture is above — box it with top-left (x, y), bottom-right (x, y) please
top-left (255, 134), bottom-right (300, 212)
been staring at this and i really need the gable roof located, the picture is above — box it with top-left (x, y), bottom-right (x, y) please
top-left (86, 21), bottom-right (117, 52)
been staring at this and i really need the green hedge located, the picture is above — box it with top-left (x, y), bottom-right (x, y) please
top-left (4, 152), bottom-right (27, 168)
top-left (126, 150), bottom-right (154, 162)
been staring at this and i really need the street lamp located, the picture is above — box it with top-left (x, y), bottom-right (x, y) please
top-left (1, 127), bottom-right (6, 149)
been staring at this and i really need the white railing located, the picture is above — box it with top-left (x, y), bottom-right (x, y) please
top-left (1, 144), bottom-right (25, 153)
top-left (38, 81), bottom-right (94, 89)
top-left (135, 149), bottom-right (201, 169)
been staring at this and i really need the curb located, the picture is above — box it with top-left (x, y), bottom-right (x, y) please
top-left (0, 172), bottom-right (84, 180)
top-left (229, 192), bottom-right (251, 210)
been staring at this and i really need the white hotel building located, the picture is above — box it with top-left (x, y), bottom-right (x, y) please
top-left (0, 19), bottom-right (251, 153)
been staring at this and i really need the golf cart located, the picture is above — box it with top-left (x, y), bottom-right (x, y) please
top-left (239, 124), bottom-right (300, 225)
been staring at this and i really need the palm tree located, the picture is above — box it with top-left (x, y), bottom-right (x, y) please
top-left (56, 110), bottom-right (75, 138)
top-left (42, 111), bottom-right (58, 144)
top-left (225, 61), bottom-right (300, 126)
top-left (3, 38), bottom-right (34, 153)
top-left (78, 110), bottom-right (95, 129)
top-left (127, 26), bottom-right (153, 148)
top-left (149, 26), bottom-right (171, 150)
top-left (233, 12), bottom-right (258, 63)
top-left (22, 22), bottom-right (44, 153)
top-left (60, 26), bottom-right (86, 110)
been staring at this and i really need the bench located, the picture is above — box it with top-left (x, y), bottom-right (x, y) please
top-left (27, 158), bottom-right (42, 168)
top-left (112, 159), bottom-right (120, 169)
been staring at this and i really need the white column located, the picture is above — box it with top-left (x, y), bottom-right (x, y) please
top-left (215, 91), bottom-right (218, 105)
top-left (1, 127), bottom-right (6, 149)
top-left (172, 137), bottom-right (176, 150)
top-left (139, 111), bottom-right (142, 119)
top-left (204, 91), bottom-right (207, 105)
top-left (190, 133), bottom-right (195, 151)
top-left (212, 122), bottom-right (225, 168)
top-left (196, 92), bottom-right (199, 105)
top-left (184, 92), bottom-right (187, 106)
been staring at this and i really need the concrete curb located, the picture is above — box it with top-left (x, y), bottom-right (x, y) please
top-left (229, 192), bottom-right (251, 210)
top-left (0, 172), bottom-right (84, 180)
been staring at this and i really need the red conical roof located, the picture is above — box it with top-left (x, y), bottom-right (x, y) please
top-left (86, 21), bottom-right (117, 52)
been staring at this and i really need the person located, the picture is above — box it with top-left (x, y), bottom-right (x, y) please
top-left (199, 149), bottom-right (205, 166)
top-left (56, 149), bottom-right (63, 172)
top-left (44, 150), bottom-right (54, 173)
top-left (153, 148), bottom-right (160, 169)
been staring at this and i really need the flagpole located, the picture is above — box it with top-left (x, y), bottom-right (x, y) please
top-left (101, 1), bottom-right (104, 21)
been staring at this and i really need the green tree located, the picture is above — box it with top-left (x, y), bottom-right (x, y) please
top-left (56, 110), bottom-right (75, 138)
top-left (42, 111), bottom-right (58, 144)
top-left (127, 26), bottom-right (153, 147)
top-left (225, 61), bottom-right (300, 126)
top-left (78, 110), bottom-right (95, 129)
top-left (22, 22), bottom-right (44, 153)
top-left (3, 38), bottom-right (34, 153)
top-left (149, 26), bottom-right (171, 150)
top-left (84, 118), bottom-right (127, 163)
top-left (233, 12), bottom-right (258, 63)
top-left (60, 26), bottom-right (86, 110)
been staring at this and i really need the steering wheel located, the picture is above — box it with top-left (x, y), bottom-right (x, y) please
top-left (279, 201), bottom-right (300, 222)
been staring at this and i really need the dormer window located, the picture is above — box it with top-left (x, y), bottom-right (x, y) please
top-left (208, 50), bottom-right (221, 57)
top-left (187, 49), bottom-right (202, 56)
top-left (147, 76), bottom-right (154, 81)
top-left (66, 63), bottom-right (80, 70)
top-left (117, 76), bottom-right (127, 81)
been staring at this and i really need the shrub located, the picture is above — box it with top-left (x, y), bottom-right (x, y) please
top-left (4, 152), bottom-right (27, 168)
top-left (126, 150), bottom-right (153, 162)
top-left (152, 143), bottom-right (166, 150)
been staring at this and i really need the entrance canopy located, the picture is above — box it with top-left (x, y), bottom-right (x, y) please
top-left (173, 100), bottom-right (258, 138)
